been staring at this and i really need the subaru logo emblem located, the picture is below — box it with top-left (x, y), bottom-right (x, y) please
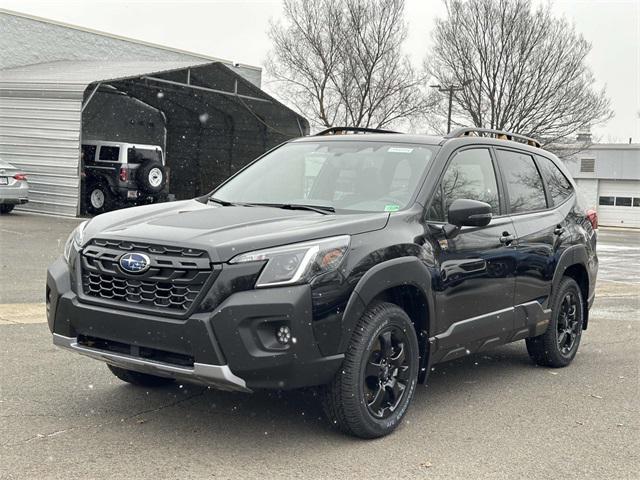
top-left (119, 252), bottom-right (151, 274)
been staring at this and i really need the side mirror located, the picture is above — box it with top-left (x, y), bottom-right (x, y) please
top-left (447, 198), bottom-right (493, 228)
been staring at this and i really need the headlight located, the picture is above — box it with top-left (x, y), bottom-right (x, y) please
top-left (63, 220), bottom-right (89, 263)
top-left (230, 235), bottom-right (350, 287)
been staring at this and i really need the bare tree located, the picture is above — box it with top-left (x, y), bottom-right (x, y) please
top-left (427, 0), bottom-right (612, 145)
top-left (267, 0), bottom-right (436, 130)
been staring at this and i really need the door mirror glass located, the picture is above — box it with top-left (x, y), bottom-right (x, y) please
top-left (447, 198), bottom-right (493, 227)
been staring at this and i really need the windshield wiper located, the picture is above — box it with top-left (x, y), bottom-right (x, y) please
top-left (208, 197), bottom-right (255, 207)
top-left (209, 196), bottom-right (234, 206)
top-left (278, 203), bottom-right (335, 214)
top-left (210, 198), bottom-right (334, 214)
top-left (251, 203), bottom-right (335, 214)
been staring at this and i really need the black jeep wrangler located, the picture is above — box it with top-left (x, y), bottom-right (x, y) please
top-left (82, 141), bottom-right (167, 214)
top-left (48, 127), bottom-right (598, 438)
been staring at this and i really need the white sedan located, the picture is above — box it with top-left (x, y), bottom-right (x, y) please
top-left (0, 160), bottom-right (28, 214)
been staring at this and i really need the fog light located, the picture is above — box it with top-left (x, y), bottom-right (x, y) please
top-left (276, 326), bottom-right (291, 345)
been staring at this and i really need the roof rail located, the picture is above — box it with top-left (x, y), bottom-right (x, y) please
top-left (447, 127), bottom-right (541, 148)
top-left (315, 126), bottom-right (400, 136)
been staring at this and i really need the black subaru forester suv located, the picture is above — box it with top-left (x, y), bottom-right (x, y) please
top-left (47, 127), bottom-right (598, 438)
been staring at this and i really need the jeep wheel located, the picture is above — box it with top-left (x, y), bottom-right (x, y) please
top-left (0, 204), bottom-right (15, 214)
top-left (137, 160), bottom-right (166, 194)
top-left (526, 277), bottom-right (584, 368)
top-left (87, 183), bottom-right (112, 214)
top-left (322, 302), bottom-right (419, 438)
top-left (107, 365), bottom-right (174, 387)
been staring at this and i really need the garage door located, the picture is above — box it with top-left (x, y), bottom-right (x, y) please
top-left (598, 180), bottom-right (640, 228)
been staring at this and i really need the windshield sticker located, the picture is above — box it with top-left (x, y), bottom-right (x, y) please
top-left (387, 147), bottom-right (414, 153)
top-left (384, 204), bottom-right (400, 212)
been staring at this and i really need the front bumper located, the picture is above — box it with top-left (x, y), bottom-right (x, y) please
top-left (47, 257), bottom-right (343, 391)
top-left (53, 333), bottom-right (249, 392)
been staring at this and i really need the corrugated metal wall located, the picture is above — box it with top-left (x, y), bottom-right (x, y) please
top-left (0, 85), bottom-right (83, 216)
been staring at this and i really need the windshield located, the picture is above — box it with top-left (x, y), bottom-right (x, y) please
top-left (213, 140), bottom-right (437, 212)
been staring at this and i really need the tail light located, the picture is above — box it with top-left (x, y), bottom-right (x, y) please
top-left (119, 167), bottom-right (128, 182)
top-left (13, 173), bottom-right (27, 181)
top-left (586, 209), bottom-right (598, 230)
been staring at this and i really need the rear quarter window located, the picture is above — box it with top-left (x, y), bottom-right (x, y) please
top-left (127, 148), bottom-right (162, 164)
top-left (536, 155), bottom-right (574, 206)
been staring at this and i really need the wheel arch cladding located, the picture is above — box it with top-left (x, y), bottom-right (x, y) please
top-left (552, 245), bottom-right (591, 330)
top-left (563, 264), bottom-right (590, 329)
top-left (339, 256), bottom-right (435, 381)
top-left (89, 174), bottom-right (116, 191)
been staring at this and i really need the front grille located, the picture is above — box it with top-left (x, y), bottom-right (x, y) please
top-left (80, 239), bottom-right (215, 314)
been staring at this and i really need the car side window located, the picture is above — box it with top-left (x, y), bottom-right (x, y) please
top-left (496, 149), bottom-right (547, 213)
top-left (427, 148), bottom-right (500, 222)
top-left (99, 146), bottom-right (120, 162)
top-left (536, 155), bottom-right (574, 206)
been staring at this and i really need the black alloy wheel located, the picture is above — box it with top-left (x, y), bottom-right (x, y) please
top-left (322, 302), bottom-right (419, 438)
top-left (363, 327), bottom-right (411, 419)
top-left (526, 277), bottom-right (584, 368)
top-left (557, 292), bottom-right (580, 356)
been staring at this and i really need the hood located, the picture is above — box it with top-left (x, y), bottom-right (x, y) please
top-left (83, 200), bottom-right (389, 262)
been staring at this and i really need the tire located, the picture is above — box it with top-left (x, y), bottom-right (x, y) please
top-left (0, 204), bottom-right (15, 214)
top-left (526, 277), bottom-right (584, 368)
top-left (86, 182), bottom-right (113, 214)
top-left (107, 365), bottom-right (174, 387)
top-left (322, 302), bottom-right (419, 439)
top-left (136, 160), bottom-right (166, 194)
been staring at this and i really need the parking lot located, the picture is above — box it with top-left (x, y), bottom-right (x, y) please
top-left (1, 212), bottom-right (638, 479)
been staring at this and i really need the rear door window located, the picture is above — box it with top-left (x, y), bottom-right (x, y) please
top-left (99, 146), bottom-right (120, 162)
top-left (536, 155), bottom-right (574, 206)
top-left (496, 149), bottom-right (547, 213)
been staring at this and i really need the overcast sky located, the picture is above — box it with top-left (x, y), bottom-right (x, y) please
top-left (1, 0), bottom-right (638, 142)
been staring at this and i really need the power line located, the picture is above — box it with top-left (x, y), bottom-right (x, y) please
top-left (430, 81), bottom-right (471, 133)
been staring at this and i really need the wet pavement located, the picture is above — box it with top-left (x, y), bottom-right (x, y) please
top-left (1, 213), bottom-right (638, 479)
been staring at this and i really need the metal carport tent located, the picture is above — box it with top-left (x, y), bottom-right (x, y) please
top-left (0, 60), bottom-right (308, 216)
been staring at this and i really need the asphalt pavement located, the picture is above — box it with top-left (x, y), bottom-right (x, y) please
top-left (0, 211), bottom-right (82, 304)
top-left (0, 213), bottom-right (638, 479)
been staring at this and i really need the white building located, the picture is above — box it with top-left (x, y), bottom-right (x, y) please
top-left (561, 143), bottom-right (640, 228)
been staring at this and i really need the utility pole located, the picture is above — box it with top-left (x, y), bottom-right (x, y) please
top-left (430, 82), bottom-right (470, 133)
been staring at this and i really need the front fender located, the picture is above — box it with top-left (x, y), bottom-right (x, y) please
top-left (337, 256), bottom-right (436, 353)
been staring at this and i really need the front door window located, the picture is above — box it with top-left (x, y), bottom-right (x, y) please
top-left (428, 148), bottom-right (499, 222)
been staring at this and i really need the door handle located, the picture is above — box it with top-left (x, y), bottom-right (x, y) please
top-left (554, 225), bottom-right (565, 236)
top-left (499, 232), bottom-right (515, 245)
